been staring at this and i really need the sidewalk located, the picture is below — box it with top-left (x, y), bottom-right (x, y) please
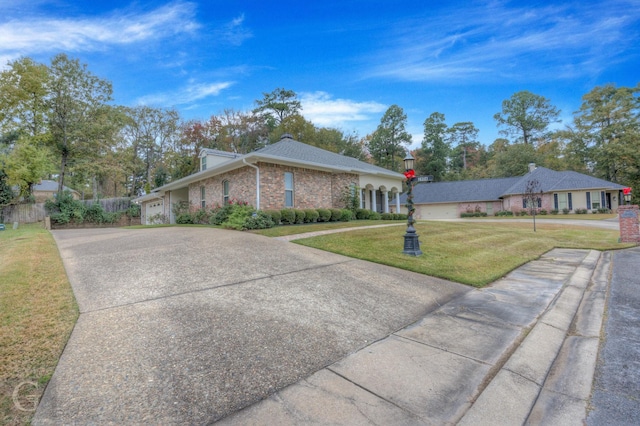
top-left (218, 248), bottom-right (609, 425)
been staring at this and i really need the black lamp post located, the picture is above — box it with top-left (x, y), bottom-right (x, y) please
top-left (623, 187), bottom-right (632, 205)
top-left (403, 154), bottom-right (422, 256)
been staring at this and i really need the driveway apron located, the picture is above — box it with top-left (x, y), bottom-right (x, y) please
top-left (33, 227), bottom-right (470, 424)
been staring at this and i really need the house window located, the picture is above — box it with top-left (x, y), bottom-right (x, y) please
top-left (200, 186), bottom-right (206, 209)
top-left (556, 193), bottom-right (568, 211)
top-left (201, 156), bottom-right (207, 171)
top-left (222, 180), bottom-right (230, 204)
top-left (284, 172), bottom-right (294, 208)
top-left (523, 198), bottom-right (541, 209)
top-left (586, 192), bottom-right (592, 209)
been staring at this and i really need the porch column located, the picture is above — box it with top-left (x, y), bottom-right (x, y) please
top-left (395, 192), bottom-right (401, 213)
top-left (371, 189), bottom-right (377, 212)
top-left (383, 190), bottom-right (389, 213)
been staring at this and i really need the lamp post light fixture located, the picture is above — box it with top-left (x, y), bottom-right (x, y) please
top-left (402, 153), bottom-right (422, 256)
top-left (623, 187), bottom-right (632, 205)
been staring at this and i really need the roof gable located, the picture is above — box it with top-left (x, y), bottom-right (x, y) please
top-left (253, 136), bottom-right (403, 177)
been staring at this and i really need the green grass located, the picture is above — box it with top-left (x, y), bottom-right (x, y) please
top-left (251, 220), bottom-right (403, 237)
top-left (291, 221), bottom-right (633, 287)
top-left (0, 224), bottom-right (78, 425)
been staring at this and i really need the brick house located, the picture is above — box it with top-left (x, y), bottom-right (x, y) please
top-left (402, 164), bottom-right (627, 219)
top-left (33, 180), bottom-right (81, 202)
top-left (135, 134), bottom-right (405, 225)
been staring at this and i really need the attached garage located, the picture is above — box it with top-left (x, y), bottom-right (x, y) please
top-left (415, 203), bottom-right (458, 219)
top-left (144, 200), bottom-right (164, 225)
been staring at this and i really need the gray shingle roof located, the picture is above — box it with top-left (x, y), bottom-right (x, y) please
top-left (254, 136), bottom-right (403, 177)
top-left (33, 180), bottom-right (77, 193)
top-left (405, 166), bottom-right (626, 204)
top-left (405, 177), bottom-right (521, 204)
top-left (502, 167), bottom-right (626, 195)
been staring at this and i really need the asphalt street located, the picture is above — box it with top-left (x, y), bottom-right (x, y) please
top-left (587, 246), bottom-right (640, 425)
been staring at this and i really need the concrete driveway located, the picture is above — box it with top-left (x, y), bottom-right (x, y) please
top-left (34, 227), bottom-right (469, 424)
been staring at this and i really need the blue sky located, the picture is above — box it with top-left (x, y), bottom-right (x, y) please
top-left (2, 0), bottom-right (639, 148)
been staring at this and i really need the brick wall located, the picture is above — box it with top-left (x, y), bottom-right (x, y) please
top-left (188, 167), bottom-right (256, 209)
top-left (619, 205), bottom-right (640, 243)
top-left (187, 163), bottom-right (359, 211)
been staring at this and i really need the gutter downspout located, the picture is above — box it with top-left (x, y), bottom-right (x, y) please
top-left (243, 158), bottom-right (260, 210)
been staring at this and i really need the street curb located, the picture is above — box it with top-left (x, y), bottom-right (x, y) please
top-left (457, 250), bottom-right (606, 425)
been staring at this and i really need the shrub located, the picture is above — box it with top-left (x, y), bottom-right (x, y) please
top-left (294, 209), bottom-right (306, 224)
top-left (221, 205), bottom-right (254, 230)
top-left (562, 208), bottom-right (570, 215)
top-left (539, 209), bottom-right (548, 215)
top-left (126, 203), bottom-right (141, 218)
top-left (243, 211), bottom-right (275, 230)
top-left (550, 209), bottom-right (559, 215)
top-left (596, 208), bottom-right (611, 214)
top-left (303, 209), bottom-right (319, 223)
top-left (340, 209), bottom-right (353, 221)
top-left (84, 203), bottom-right (106, 223)
top-left (316, 208), bottom-right (332, 222)
top-left (575, 208), bottom-right (588, 214)
top-left (192, 208), bottom-right (211, 224)
top-left (210, 204), bottom-right (235, 225)
top-left (381, 213), bottom-right (393, 220)
top-left (518, 210), bottom-right (528, 216)
top-left (280, 209), bottom-right (296, 225)
top-left (329, 209), bottom-right (343, 221)
top-left (369, 211), bottom-right (381, 220)
top-left (495, 210), bottom-right (514, 217)
top-left (265, 209), bottom-right (281, 225)
top-left (176, 213), bottom-right (195, 224)
top-left (45, 190), bottom-right (87, 224)
top-left (461, 212), bottom-right (488, 218)
top-left (394, 213), bottom-right (408, 220)
top-left (355, 208), bottom-right (371, 220)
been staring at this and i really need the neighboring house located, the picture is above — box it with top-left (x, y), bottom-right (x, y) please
top-left (403, 164), bottom-right (627, 219)
top-left (33, 180), bottom-right (81, 203)
top-left (135, 134), bottom-right (405, 225)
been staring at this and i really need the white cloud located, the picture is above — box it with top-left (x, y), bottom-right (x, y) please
top-left (218, 14), bottom-right (252, 46)
top-left (368, 1), bottom-right (640, 82)
top-left (136, 81), bottom-right (234, 106)
top-left (0, 1), bottom-right (200, 58)
top-left (300, 91), bottom-right (386, 127)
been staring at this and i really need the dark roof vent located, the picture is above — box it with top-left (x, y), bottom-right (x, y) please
top-left (280, 133), bottom-right (294, 140)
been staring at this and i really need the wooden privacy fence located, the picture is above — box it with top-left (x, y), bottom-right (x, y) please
top-left (1, 203), bottom-right (47, 224)
top-left (1, 198), bottom-right (133, 224)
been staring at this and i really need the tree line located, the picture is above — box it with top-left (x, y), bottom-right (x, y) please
top-left (1, 54), bottom-right (638, 207)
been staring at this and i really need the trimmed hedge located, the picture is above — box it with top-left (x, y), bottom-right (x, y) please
top-left (316, 208), bottom-right (332, 222)
top-left (265, 209), bottom-right (281, 225)
top-left (280, 209), bottom-right (296, 225)
top-left (339, 209), bottom-right (353, 221)
top-left (303, 209), bottom-right (319, 223)
top-left (329, 209), bottom-right (342, 222)
top-left (294, 209), bottom-right (306, 224)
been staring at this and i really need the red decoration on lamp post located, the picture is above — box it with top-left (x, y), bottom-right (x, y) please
top-left (623, 187), bottom-right (632, 205)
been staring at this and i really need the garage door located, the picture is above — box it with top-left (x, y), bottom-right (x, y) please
top-left (144, 201), bottom-right (164, 225)
top-left (415, 203), bottom-right (458, 219)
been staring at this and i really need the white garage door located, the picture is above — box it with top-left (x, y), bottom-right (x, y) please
top-left (144, 201), bottom-right (164, 224)
top-left (415, 203), bottom-right (458, 219)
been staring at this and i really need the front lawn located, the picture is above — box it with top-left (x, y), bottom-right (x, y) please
top-left (287, 221), bottom-right (632, 287)
top-left (0, 224), bottom-right (78, 425)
